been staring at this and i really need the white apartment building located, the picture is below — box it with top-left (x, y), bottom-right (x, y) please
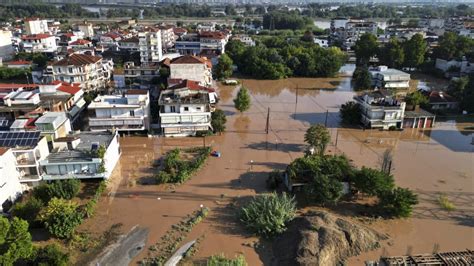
top-left (77, 22), bottom-right (94, 39)
top-left (139, 30), bottom-right (163, 65)
top-left (0, 131), bottom-right (50, 188)
top-left (158, 25), bottom-right (176, 50)
top-left (88, 89), bottom-right (150, 132)
top-left (159, 80), bottom-right (217, 137)
top-left (175, 31), bottom-right (228, 55)
top-left (21, 34), bottom-right (57, 53)
top-left (330, 18), bottom-right (377, 50)
top-left (44, 54), bottom-right (113, 91)
top-left (119, 36), bottom-right (140, 52)
top-left (369, 66), bottom-right (411, 91)
top-left (354, 90), bottom-right (406, 130)
top-left (0, 148), bottom-right (23, 213)
top-left (35, 112), bottom-right (72, 141)
top-left (0, 30), bottom-right (14, 61)
top-left (170, 55), bottom-right (213, 86)
top-left (40, 131), bottom-right (120, 180)
top-left (114, 61), bottom-right (160, 89)
top-left (24, 18), bottom-right (49, 35)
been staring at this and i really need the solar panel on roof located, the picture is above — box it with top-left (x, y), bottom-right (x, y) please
top-left (0, 131), bottom-right (41, 148)
top-left (0, 120), bottom-right (9, 127)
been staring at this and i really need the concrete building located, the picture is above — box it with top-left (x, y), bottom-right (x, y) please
top-left (0, 148), bottom-right (23, 213)
top-left (159, 80), bottom-right (217, 137)
top-left (231, 35), bottom-right (255, 46)
top-left (77, 22), bottom-right (94, 39)
top-left (175, 31), bottom-right (228, 55)
top-left (435, 58), bottom-right (474, 77)
top-left (158, 25), bottom-right (176, 50)
top-left (40, 131), bottom-right (120, 180)
top-left (354, 90), bottom-right (406, 130)
top-left (88, 89), bottom-right (150, 132)
top-left (114, 61), bottom-right (160, 89)
top-left (0, 131), bottom-right (50, 188)
top-left (0, 30), bottom-right (14, 61)
top-left (21, 34), bottom-right (57, 53)
top-left (428, 91), bottom-right (459, 111)
top-left (169, 55), bottom-right (213, 86)
top-left (35, 112), bottom-right (72, 141)
top-left (44, 54), bottom-right (113, 91)
top-left (369, 66), bottom-right (411, 91)
top-left (24, 18), bottom-right (49, 35)
top-left (139, 30), bottom-right (163, 65)
top-left (330, 18), bottom-right (377, 50)
top-left (119, 36), bottom-right (140, 52)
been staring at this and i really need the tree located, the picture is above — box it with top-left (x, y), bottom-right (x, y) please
top-left (32, 53), bottom-right (48, 68)
top-left (0, 217), bottom-right (34, 265)
top-left (39, 198), bottom-right (84, 239)
top-left (304, 174), bottom-right (343, 204)
top-left (234, 87), bottom-right (251, 113)
top-left (214, 54), bottom-right (233, 80)
top-left (405, 91), bottom-right (428, 108)
top-left (304, 124), bottom-right (330, 156)
top-left (11, 196), bottom-right (44, 224)
top-left (352, 67), bottom-right (372, 91)
top-left (461, 75), bottom-right (474, 113)
top-left (239, 193), bottom-right (296, 237)
top-left (225, 39), bottom-right (246, 63)
top-left (403, 34), bottom-right (427, 69)
top-left (31, 244), bottom-right (69, 266)
top-left (378, 37), bottom-right (405, 68)
top-left (211, 109), bottom-right (227, 134)
top-left (378, 187), bottom-right (418, 218)
top-left (352, 167), bottom-right (395, 196)
top-left (354, 33), bottom-right (378, 66)
top-left (33, 179), bottom-right (81, 203)
top-left (340, 101), bottom-right (361, 125)
top-left (207, 254), bottom-right (246, 266)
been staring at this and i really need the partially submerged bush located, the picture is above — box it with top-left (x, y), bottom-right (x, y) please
top-left (378, 187), bottom-right (418, 218)
top-left (240, 193), bottom-right (296, 237)
top-left (207, 254), bottom-right (247, 266)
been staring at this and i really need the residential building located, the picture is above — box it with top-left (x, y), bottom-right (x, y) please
top-left (445, 17), bottom-right (474, 39)
top-left (35, 112), bottom-right (72, 141)
top-left (385, 26), bottom-right (427, 40)
top-left (314, 37), bottom-right (329, 48)
top-left (0, 30), bottom-right (14, 61)
top-left (435, 58), bottom-right (474, 77)
top-left (158, 25), bottom-right (176, 50)
top-left (5, 60), bottom-right (32, 69)
top-left (0, 148), bottom-right (23, 213)
top-left (119, 36), bottom-right (140, 52)
top-left (330, 18), bottom-right (377, 50)
top-left (99, 32), bottom-right (122, 48)
top-left (0, 131), bottom-right (50, 188)
top-left (88, 89), bottom-right (150, 132)
top-left (427, 91), bottom-right (459, 111)
top-left (175, 31), bottom-right (228, 55)
top-left (158, 79), bottom-right (217, 137)
top-left (44, 54), bottom-right (113, 91)
top-left (231, 35), bottom-right (255, 46)
top-left (21, 34), bottom-right (57, 53)
top-left (139, 30), bottom-right (163, 65)
top-left (173, 27), bottom-right (188, 38)
top-left (403, 108), bottom-right (436, 129)
top-left (40, 131), bottom-right (120, 180)
top-left (354, 90), bottom-right (406, 130)
top-left (24, 18), bottom-right (49, 35)
top-left (77, 22), bottom-right (94, 39)
top-left (58, 33), bottom-right (78, 47)
top-left (369, 66), bottom-right (411, 91)
top-left (114, 61), bottom-right (160, 89)
top-left (169, 55), bottom-right (213, 86)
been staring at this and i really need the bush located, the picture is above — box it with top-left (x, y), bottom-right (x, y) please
top-left (239, 193), bottom-right (296, 237)
top-left (211, 109), bottom-right (227, 134)
top-left (352, 167), bottom-right (395, 196)
top-left (378, 187), bottom-right (418, 218)
top-left (33, 179), bottom-right (81, 203)
top-left (304, 174), bottom-right (343, 204)
top-left (207, 254), bottom-right (247, 266)
top-left (11, 196), bottom-right (44, 225)
top-left (266, 170), bottom-right (282, 190)
top-left (340, 101), bottom-right (361, 125)
top-left (39, 198), bottom-right (84, 239)
top-left (32, 244), bottom-right (69, 266)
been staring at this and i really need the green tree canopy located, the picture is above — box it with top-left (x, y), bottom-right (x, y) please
top-left (340, 101), bottom-right (362, 125)
top-left (405, 91), bottom-right (429, 107)
top-left (0, 217), bottom-right (34, 265)
top-left (403, 34), bottom-right (427, 69)
top-left (304, 124), bottom-right (330, 155)
top-left (304, 174), bottom-right (344, 205)
top-left (39, 198), bottom-right (84, 239)
top-left (352, 167), bottom-right (395, 196)
top-left (30, 244), bottom-right (69, 266)
top-left (378, 37), bottom-right (405, 69)
top-left (352, 67), bottom-right (372, 91)
top-left (433, 32), bottom-right (474, 60)
top-left (234, 87), bottom-right (251, 113)
top-left (354, 33), bottom-right (378, 66)
top-left (211, 109), bottom-right (227, 134)
top-left (214, 54), bottom-right (233, 80)
top-left (378, 187), bottom-right (418, 218)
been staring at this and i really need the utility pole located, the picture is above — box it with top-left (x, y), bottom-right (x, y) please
top-left (324, 110), bottom-right (329, 127)
top-left (265, 107), bottom-right (270, 134)
top-left (335, 130), bottom-right (339, 148)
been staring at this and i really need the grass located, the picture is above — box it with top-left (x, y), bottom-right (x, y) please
top-left (438, 195), bottom-right (456, 211)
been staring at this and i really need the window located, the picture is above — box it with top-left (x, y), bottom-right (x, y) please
top-left (184, 107), bottom-right (189, 111)
top-left (170, 106), bottom-right (176, 112)
top-left (196, 107), bottom-right (201, 111)
top-left (130, 110), bottom-right (135, 116)
top-left (68, 67), bottom-right (73, 73)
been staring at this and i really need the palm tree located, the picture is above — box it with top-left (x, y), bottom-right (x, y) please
top-left (304, 124), bottom-right (330, 156)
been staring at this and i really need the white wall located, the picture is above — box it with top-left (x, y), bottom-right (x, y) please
top-left (170, 63), bottom-right (211, 86)
top-left (103, 132), bottom-right (121, 179)
top-left (0, 149), bottom-right (23, 212)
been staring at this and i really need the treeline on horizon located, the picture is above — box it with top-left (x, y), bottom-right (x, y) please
top-left (0, 2), bottom-right (472, 21)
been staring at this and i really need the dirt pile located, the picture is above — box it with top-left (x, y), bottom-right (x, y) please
top-left (272, 211), bottom-right (387, 266)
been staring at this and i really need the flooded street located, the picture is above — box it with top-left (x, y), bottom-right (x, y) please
top-left (82, 72), bottom-right (474, 265)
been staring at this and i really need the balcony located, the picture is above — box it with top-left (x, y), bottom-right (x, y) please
top-left (16, 158), bottom-right (36, 166)
top-left (42, 173), bottom-right (106, 181)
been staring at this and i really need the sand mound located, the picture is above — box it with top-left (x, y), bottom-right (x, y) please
top-left (272, 211), bottom-right (387, 266)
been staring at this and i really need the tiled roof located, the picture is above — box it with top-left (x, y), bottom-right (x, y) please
top-left (171, 55), bottom-right (211, 68)
top-left (0, 84), bottom-right (38, 90)
top-left (102, 32), bottom-right (121, 39)
top-left (169, 79), bottom-right (215, 92)
top-left (199, 31), bottom-right (226, 39)
top-left (126, 89), bottom-right (148, 95)
top-left (429, 91), bottom-right (457, 104)
top-left (0, 147), bottom-right (9, 156)
top-left (22, 33), bottom-right (52, 40)
top-left (57, 83), bottom-right (82, 95)
top-left (120, 36), bottom-right (139, 43)
top-left (6, 60), bottom-right (32, 65)
top-left (70, 39), bottom-right (91, 45)
top-left (51, 54), bottom-right (101, 66)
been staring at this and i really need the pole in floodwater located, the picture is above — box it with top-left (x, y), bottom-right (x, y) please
top-left (324, 110), bottom-right (329, 127)
top-left (265, 107), bottom-right (270, 134)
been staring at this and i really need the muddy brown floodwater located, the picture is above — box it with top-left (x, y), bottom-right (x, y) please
top-left (81, 73), bottom-right (474, 265)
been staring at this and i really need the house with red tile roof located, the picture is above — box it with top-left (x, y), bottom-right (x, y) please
top-left (169, 55), bottom-right (213, 86)
top-left (5, 60), bottom-right (33, 69)
top-left (21, 34), bottom-right (57, 53)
